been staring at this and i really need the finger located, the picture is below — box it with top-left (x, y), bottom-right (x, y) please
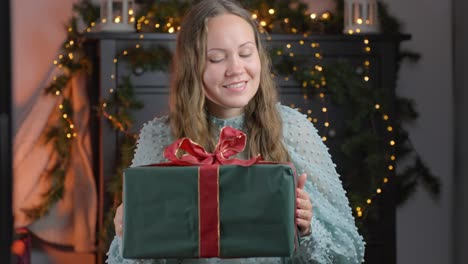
top-left (297, 173), bottom-right (307, 189)
top-left (296, 197), bottom-right (313, 211)
top-left (114, 204), bottom-right (124, 237)
top-left (296, 188), bottom-right (309, 200)
top-left (296, 209), bottom-right (312, 222)
top-left (116, 223), bottom-right (123, 237)
top-left (296, 218), bottom-right (310, 232)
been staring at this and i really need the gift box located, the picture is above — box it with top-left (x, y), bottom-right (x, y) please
top-left (122, 127), bottom-right (299, 259)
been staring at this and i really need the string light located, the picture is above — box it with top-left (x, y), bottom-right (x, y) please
top-left (351, 34), bottom-right (397, 218)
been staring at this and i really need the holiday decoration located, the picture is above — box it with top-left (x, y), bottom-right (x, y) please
top-left (343, 0), bottom-right (379, 34)
top-left (98, 0), bottom-right (135, 32)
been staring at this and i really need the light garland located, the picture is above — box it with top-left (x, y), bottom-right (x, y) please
top-left (22, 6), bottom-right (99, 220)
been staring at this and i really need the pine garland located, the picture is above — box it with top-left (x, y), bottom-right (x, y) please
top-left (22, 3), bottom-right (98, 220)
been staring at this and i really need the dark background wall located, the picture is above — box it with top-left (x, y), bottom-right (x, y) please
top-left (383, 0), bottom-right (454, 263)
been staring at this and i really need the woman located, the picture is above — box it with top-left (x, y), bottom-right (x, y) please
top-left (107, 0), bottom-right (365, 263)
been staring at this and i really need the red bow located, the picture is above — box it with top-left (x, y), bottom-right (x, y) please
top-left (164, 126), bottom-right (262, 166)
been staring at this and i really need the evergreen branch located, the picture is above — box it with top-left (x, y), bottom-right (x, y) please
top-left (22, 155), bottom-right (70, 220)
top-left (44, 75), bottom-right (71, 95)
top-left (72, 0), bottom-right (100, 26)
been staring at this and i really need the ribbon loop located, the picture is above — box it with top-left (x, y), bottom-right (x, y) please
top-left (164, 126), bottom-right (261, 166)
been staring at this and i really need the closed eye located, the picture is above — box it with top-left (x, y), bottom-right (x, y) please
top-left (209, 58), bottom-right (224, 63)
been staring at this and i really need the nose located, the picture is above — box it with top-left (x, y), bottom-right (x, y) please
top-left (226, 55), bottom-right (244, 76)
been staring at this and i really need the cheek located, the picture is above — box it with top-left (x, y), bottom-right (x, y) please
top-left (203, 66), bottom-right (221, 89)
top-left (251, 54), bottom-right (261, 77)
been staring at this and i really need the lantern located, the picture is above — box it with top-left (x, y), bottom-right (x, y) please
top-left (99, 0), bottom-right (135, 32)
top-left (343, 0), bottom-right (379, 34)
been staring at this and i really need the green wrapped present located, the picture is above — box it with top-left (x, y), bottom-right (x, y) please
top-left (122, 127), bottom-right (299, 259)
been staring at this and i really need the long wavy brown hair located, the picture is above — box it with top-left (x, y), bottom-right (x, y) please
top-left (169, 0), bottom-right (290, 162)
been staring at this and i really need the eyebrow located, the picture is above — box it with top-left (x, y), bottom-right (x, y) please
top-left (207, 41), bottom-right (255, 52)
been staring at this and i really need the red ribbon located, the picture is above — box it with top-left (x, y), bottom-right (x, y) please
top-left (163, 126), bottom-right (261, 257)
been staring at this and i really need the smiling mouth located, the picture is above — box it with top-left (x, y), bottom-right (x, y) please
top-left (223, 81), bottom-right (247, 89)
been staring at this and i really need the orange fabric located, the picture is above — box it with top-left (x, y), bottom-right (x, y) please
top-left (13, 73), bottom-right (97, 252)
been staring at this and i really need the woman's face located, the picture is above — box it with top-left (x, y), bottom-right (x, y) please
top-left (202, 14), bottom-right (261, 119)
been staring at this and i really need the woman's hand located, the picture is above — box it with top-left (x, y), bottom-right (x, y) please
top-left (114, 203), bottom-right (124, 237)
top-left (296, 173), bottom-right (313, 236)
